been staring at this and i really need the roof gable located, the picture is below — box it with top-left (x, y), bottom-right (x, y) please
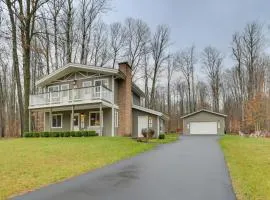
top-left (36, 63), bottom-right (125, 87)
top-left (181, 109), bottom-right (227, 119)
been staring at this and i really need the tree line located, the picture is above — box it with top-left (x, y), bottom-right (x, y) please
top-left (0, 0), bottom-right (269, 137)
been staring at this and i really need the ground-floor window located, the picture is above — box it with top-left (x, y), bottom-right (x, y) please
top-left (115, 110), bottom-right (119, 127)
top-left (52, 114), bottom-right (62, 128)
top-left (89, 112), bottom-right (100, 126)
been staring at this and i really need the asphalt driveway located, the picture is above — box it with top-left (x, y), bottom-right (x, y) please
top-left (12, 136), bottom-right (235, 200)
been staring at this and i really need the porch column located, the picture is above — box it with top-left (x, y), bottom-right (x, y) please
top-left (111, 107), bottom-right (115, 136)
top-left (100, 103), bottom-right (103, 136)
top-left (49, 107), bottom-right (52, 132)
top-left (29, 110), bottom-right (31, 132)
top-left (111, 75), bottom-right (115, 137)
top-left (157, 116), bottom-right (160, 138)
top-left (71, 105), bottom-right (74, 131)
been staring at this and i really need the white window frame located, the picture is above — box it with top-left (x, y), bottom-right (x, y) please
top-left (94, 78), bottom-right (109, 89)
top-left (115, 110), bottom-right (119, 128)
top-left (82, 81), bottom-right (92, 88)
top-left (61, 84), bottom-right (69, 98)
top-left (89, 111), bottom-right (101, 127)
top-left (48, 85), bottom-right (60, 102)
top-left (148, 117), bottom-right (153, 128)
top-left (51, 113), bottom-right (63, 128)
top-left (82, 81), bottom-right (92, 95)
top-left (48, 85), bottom-right (60, 93)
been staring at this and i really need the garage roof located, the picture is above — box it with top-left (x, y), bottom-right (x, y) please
top-left (180, 109), bottom-right (227, 119)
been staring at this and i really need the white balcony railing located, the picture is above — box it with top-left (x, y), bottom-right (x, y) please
top-left (30, 86), bottom-right (112, 107)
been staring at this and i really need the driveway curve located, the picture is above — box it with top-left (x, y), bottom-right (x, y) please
top-left (12, 136), bottom-right (235, 200)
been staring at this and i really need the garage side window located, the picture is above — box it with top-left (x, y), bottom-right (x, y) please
top-left (148, 117), bottom-right (153, 128)
top-left (218, 122), bottom-right (220, 128)
top-left (187, 123), bottom-right (190, 129)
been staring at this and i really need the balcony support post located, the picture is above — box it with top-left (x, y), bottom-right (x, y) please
top-left (49, 107), bottom-right (52, 132)
top-left (71, 105), bottom-right (74, 131)
top-left (111, 75), bottom-right (115, 136)
top-left (99, 103), bottom-right (103, 136)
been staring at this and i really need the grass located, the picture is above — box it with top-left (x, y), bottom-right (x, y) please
top-left (150, 133), bottom-right (179, 144)
top-left (220, 135), bottom-right (270, 200)
top-left (0, 135), bottom-right (178, 199)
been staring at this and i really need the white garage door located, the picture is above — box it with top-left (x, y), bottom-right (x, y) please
top-left (138, 116), bottom-right (148, 137)
top-left (190, 122), bottom-right (217, 135)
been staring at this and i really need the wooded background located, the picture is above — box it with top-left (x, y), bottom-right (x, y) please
top-left (0, 0), bottom-right (269, 137)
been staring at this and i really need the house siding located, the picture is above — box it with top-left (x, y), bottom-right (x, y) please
top-left (132, 109), bottom-right (159, 138)
top-left (132, 92), bottom-right (141, 106)
top-left (44, 108), bottom-right (113, 136)
top-left (183, 111), bottom-right (225, 135)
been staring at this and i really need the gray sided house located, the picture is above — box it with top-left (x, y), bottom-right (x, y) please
top-left (29, 62), bottom-right (166, 138)
top-left (181, 109), bottom-right (227, 135)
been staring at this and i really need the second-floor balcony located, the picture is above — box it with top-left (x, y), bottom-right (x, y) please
top-left (29, 86), bottom-right (112, 108)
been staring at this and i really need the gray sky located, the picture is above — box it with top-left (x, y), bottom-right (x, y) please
top-left (103, 0), bottom-right (270, 69)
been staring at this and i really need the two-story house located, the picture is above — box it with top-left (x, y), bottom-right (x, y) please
top-left (29, 62), bottom-right (166, 138)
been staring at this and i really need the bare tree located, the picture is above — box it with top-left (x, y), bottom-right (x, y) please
top-left (124, 18), bottom-right (150, 77)
top-left (48, 0), bottom-right (64, 69)
top-left (149, 24), bottom-right (170, 109)
top-left (4, 0), bottom-right (24, 135)
top-left (166, 54), bottom-right (177, 131)
top-left (78, 0), bottom-right (109, 64)
top-left (196, 81), bottom-right (209, 109)
top-left (110, 22), bottom-right (126, 68)
top-left (62, 0), bottom-right (74, 63)
top-left (92, 21), bottom-right (108, 66)
top-left (175, 46), bottom-right (196, 113)
top-left (201, 46), bottom-right (223, 112)
top-left (242, 22), bottom-right (263, 100)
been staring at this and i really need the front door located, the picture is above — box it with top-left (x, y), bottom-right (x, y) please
top-left (73, 113), bottom-right (80, 131)
top-left (138, 116), bottom-right (148, 137)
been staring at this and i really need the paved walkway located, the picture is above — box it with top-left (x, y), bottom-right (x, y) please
top-left (12, 136), bottom-right (235, 200)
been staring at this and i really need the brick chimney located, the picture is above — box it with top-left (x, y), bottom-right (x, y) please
top-left (117, 62), bottom-right (132, 136)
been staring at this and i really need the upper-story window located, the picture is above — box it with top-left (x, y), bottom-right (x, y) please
top-left (61, 84), bottom-right (69, 98)
top-left (48, 85), bottom-right (59, 102)
top-left (94, 79), bottom-right (109, 95)
top-left (82, 81), bottom-right (92, 94)
top-left (94, 79), bottom-right (109, 88)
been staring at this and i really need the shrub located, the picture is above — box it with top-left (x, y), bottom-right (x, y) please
top-left (141, 128), bottom-right (155, 139)
top-left (60, 132), bottom-right (65, 137)
top-left (32, 132), bottom-right (40, 137)
top-left (51, 132), bottom-right (60, 137)
top-left (75, 131), bottom-right (82, 137)
top-left (41, 132), bottom-right (49, 137)
top-left (81, 131), bottom-right (88, 137)
top-left (64, 131), bottom-right (70, 137)
top-left (159, 134), bottom-right (165, 139)
top-left (70, 131), bottom-right (76, 137)
top-left (23, 132), bottom-right (32, 137)
top-left (23, 130), bottom-right (97, 138)
top-left (88, 131), bottom-right (98, 136)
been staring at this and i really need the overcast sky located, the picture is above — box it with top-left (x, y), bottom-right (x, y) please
top-left (103, 0), bottom-right (270, 69)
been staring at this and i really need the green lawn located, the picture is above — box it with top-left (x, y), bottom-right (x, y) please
top-left (220, 136), bottom-right (270, 200)
top-left (0, 135), bottom-right (178, 199)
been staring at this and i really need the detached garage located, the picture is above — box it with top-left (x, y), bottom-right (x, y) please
top-left (181, 109), bottom-right (227, 135)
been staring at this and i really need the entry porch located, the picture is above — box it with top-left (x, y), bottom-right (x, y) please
top-left (30, 103), bottom-right (119, 136)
